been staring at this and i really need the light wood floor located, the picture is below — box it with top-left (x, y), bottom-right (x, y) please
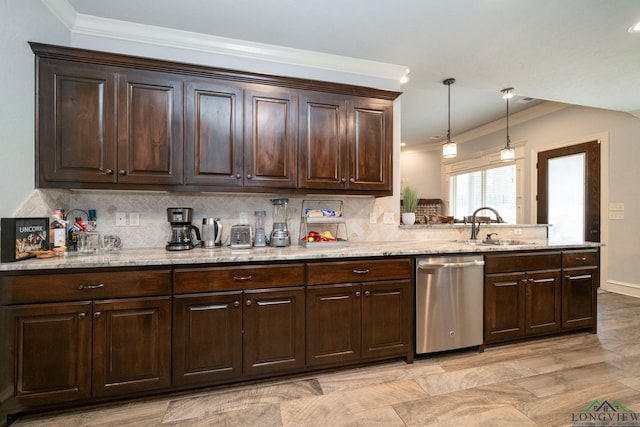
top-left (14, 289), bottom-right (640, 426)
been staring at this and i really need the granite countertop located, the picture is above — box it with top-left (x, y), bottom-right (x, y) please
top-left (0, 240), bottom-right (602, 272)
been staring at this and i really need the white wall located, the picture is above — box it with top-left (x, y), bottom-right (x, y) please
top-left (399, 146), bottom-right (442, 199)
top-left (0, 1), bottom-right (69, 219)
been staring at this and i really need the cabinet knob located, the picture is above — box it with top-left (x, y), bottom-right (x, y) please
top-left (78, 312), bottom-right (87, 319)
top-left (118, 170), bottom-right (126, 175)
top-left (233, 300), bottom-right (240, 308)
top-left (365, 290), bottom-right (371, 297)
top-left (247, 174), bottom-right (253, 179)
top-left (341, 178), bottom-right (347, 183)
top-left (105, 169), bottom-right (114, 175)
top-left (349, 178), bottom-right (355, 183)
top-left (355, 291), bottom-right (361, 297)
top-left (93, 311), bottom-right (102, 318)
top-left (246, 299), bottom-right (252, 306)
top-left (236, 173), bottom-right (241, 179)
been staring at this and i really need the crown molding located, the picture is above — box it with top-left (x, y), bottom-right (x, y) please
top-left (41, 0), bottom-right (408, 83)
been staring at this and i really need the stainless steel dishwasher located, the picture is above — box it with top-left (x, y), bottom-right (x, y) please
top-left (416, 255), bottom-right (485, 354)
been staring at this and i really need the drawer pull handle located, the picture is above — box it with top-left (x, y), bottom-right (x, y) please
top-left (233, 275), bottom-right (253, 281)
top-left (79, 283), bottom-right (105, 290)
top-left (566, 274), bottom-right (592, 280)
top-left (352, 269), bottom-right (370, 275)
top-left (576, 257), bottom-right (587, 261)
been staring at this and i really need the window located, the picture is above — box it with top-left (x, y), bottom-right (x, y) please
top-left (444, 145), bottom-right (524, 224)
top-left (449, 164), bottom-right (517, 223)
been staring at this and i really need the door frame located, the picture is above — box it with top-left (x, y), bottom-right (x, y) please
top-left (529, 131), bottom-right (609, 291)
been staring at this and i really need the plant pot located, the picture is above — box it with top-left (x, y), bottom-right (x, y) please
top-left (402, 212), bottom-right (416, 225)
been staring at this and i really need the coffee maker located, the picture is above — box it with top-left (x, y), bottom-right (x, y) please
top-left (166, 207), bottom-right (201, 251)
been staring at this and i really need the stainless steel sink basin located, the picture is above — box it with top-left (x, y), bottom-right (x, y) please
top-left (481, 239), bottom-right (528, 246)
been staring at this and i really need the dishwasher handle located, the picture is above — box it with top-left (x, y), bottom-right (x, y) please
top-left (417, 259), bottom-right (485, 270)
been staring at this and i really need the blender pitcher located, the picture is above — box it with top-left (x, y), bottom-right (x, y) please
top-left (269, 198), bottom-right (290, 247)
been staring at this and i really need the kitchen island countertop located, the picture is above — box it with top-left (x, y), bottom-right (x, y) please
top-left (0, 240), bottom-right (602, 272)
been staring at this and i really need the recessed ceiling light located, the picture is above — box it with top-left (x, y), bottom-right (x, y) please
top-left (628, 21), bottom-right (640, 33)
top-left (430, 135), bottom-right (443, 140)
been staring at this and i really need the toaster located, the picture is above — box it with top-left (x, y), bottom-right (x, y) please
top-left (229, 224), bottom-right (253, 248)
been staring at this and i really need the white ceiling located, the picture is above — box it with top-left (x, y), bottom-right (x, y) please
top-left (63, 0), bottom-right (640, 148)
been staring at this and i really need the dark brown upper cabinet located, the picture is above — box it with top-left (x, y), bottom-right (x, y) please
top-left (31, 42), bottom-right (399, 195)
top-left (243, 85), bottom-right (298, 189)
top-left (299, 93), bottom-right (393, 193)
top-left (184, 80), bottom-right (243, 187)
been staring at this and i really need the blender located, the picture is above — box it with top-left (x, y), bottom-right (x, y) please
top-left (269, 198), bottom-right (290, 247)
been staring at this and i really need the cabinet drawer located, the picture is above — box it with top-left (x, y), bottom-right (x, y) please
top-left (484, 252), bottom-right (561, 274)
top-left (306, 258), bottom-right (412, 285)
top-left (1, 269), bottom-right (171, 304)
top-left (562, 250), bottom-right (598, 268)
top-left (174, 264), bottom-right (304, 293)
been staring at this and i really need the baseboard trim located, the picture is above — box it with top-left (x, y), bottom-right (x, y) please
top-left (603, 280), bottom-right (640, 298)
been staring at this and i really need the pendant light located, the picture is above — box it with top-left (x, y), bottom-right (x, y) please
top-left (500, 87), bottom-right (515, 161)
top-left (442, 78), bottom-right (457, 158)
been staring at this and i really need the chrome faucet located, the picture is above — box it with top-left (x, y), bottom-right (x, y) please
top-left (470, 206), bottom-right (504, 240)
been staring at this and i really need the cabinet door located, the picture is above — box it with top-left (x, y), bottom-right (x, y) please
top-left (3, 301), bottom-right (92, 407)
top-left (243, 86), bottom-right (298, 188)
top-left (117, 70), bottom-right (183, 184)
top-left (184, 80), bottom-right (243, 186)
top-left (525, 270), bottom-right (562, 334)
top-left (92, 296), bottom-right (171, 397)
top-left (306, 283), bottom-right (361, 367)
top-left (562, 267), bottom-right (597, 330)
top-left (484, 272), bottom-right (526, 343)
top-left (37, 59), bottom-right (117, 184)
top-left (172, 292), bottom-right (243, 385)
top-left (243, 287), bottom-right (305, 376)
top-left (361, 280), bottom-right (412, 360)
top-left (298, 93), bottom-right (346, 190)
top-left (346, 98), bottom-right (392, 193)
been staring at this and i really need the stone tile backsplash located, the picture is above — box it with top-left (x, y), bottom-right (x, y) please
top-left (12, 189), bottom-right (548, 250)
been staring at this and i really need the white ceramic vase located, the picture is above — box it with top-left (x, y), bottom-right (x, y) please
top-left (402, 212), bottom-right (416, 225)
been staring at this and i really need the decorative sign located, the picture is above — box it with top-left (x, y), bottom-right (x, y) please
top-left (1, 217), bottom-right (50, 262)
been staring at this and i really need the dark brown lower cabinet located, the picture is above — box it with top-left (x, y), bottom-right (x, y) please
top-left (92, 297), bottom-right (172, 397)
top-left (562, 250), bottom-right (599, 331)
top-left (3, 301), bottom-right (93, 409)
top-left (484, 250), bottom-right (598, 345)
top-left (305, 258), bottom-right (413, 367)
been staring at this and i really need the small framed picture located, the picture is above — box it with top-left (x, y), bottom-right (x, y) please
top-left (1, 217), bottom-right (50, 262)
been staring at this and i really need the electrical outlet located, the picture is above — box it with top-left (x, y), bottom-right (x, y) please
top-left (129, 212), bottom-right (140, 226)
top-left (115, 212), bottom-right (127, 227)
top-left (383, 212), bottom-right (395, 224)
top-left (369, 213), bottom-right (377, 224)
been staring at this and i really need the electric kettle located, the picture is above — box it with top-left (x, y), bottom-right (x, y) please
top-left (202, 218), bottom-right (223, 248)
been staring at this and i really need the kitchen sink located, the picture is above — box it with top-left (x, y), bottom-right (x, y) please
top-left (481, 239), bottom-right (528, 246)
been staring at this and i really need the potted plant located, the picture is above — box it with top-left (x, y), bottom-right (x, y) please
top-left (401, 185), bottom-right (418, 225)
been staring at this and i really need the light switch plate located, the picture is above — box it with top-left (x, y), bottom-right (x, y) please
top-left (609, 202), bottom-right (625, 211)
top-left (609, 211), bottom-right (624, 220)
top-left (115, 212), bottom-right (127, 226)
